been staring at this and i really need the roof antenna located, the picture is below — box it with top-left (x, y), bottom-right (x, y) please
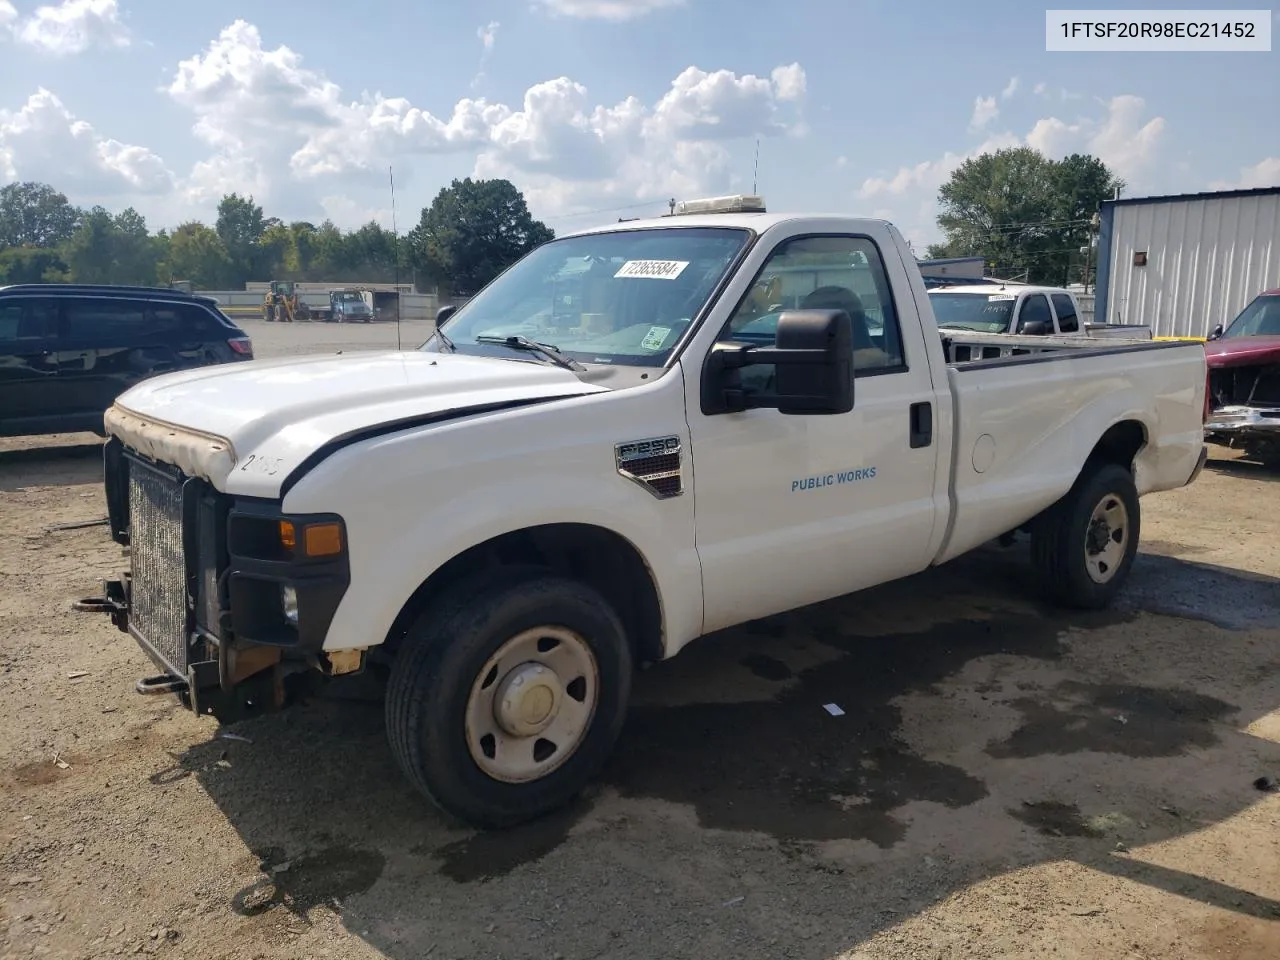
top-left (390, 164), bottom-right (401, 352)
top-left (753, 139), bottom-right (760, 194)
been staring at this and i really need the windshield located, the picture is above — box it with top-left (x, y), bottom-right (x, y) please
top-left (426, 226), bottom-right (750, 366)
top-left (1222, 294), bottom-right (1280, 338)
top-left (929, 292), bottom-right (1017, 333)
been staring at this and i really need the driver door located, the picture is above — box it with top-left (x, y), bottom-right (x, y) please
top-left (685, 229), bottom-right (944, 634)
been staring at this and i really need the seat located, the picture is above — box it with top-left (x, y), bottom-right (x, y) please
top-left (800, 286), bottom-right (874, 351)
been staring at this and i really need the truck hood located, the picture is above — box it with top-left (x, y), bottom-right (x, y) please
top-left (105, 350), bottom-right (607, 497)
top-left (1203, 335), bottom-right (1280, 368)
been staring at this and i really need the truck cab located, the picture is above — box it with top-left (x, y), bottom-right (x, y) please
top-left (329, 288), bottom-right (374, 323)
top-left (91, 195), bottom-right (1207, 831)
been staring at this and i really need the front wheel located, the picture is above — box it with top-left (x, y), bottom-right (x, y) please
top-left (386, 569), bottom-right (632, 828)
top-left (1030, 462), bottom-right (1141, 610)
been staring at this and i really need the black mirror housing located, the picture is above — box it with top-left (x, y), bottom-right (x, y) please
top-left (1020, 319), bottom-right (1052, 335)
top-left (1208, 323), bottom-right (1223, 341)
top-left (701, 308), bottom-right (855, 416)
top-left (436, 304), bottom-right (457, 324)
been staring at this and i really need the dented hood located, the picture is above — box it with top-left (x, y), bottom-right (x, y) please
top-left (105, 350), bottom-right (605, 497)
top-left (1203, 335), bottom-right (1280, 369)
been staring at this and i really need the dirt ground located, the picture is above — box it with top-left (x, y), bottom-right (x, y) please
top-left (2, 318), bottom-right (1278, 960)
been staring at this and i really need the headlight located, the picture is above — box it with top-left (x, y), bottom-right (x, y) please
top-left (281, 585), bottom-right (299, 625)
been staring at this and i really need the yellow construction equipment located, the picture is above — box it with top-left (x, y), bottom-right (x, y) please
top-left (262, 280), bottom-right (310, 322)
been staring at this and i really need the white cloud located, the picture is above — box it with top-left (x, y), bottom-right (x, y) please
top-left (835, 155), bottom-right (847, 168)
top-left (534, 0), bottom-right (685, 20)
top-left (1001, 76), bottom-right (1019, 100)
top-left (153, 20), bottom-right (806, 220)
top-left (1209, 156), bottom-right (1280, 190)
top-left (857, 94), bottom-right (1167, 247)
top-left (1, 1), bottom-right (18, 31)
top-left (14, 0), bottom-right (131, 55)
top-left (478, 20), bottom-right (498, 51)
top-left (970, 95), bottom-right (998, 131)
top-left (1033, 81), bottom-right (1047, 95)
top-left (0, 88), bottom-right (172, 194)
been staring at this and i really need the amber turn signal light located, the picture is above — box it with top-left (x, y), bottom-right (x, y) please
top-left (303, 522), bottom-right (344, 557)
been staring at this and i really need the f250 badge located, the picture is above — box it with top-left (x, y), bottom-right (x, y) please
top-left (615, 436), bottom-right (683, 500)
top-left (616, 436), bottom-right (681, 463)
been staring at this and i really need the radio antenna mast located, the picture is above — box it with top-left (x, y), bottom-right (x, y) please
top-left (753, 139), bottom-right (760, 194)
top-left (390, 164), bottom-right (401, 351)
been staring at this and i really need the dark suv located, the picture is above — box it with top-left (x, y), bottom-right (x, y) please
top-left (0, 284), bottom-right (253, 439)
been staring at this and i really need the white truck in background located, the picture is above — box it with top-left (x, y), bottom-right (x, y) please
top-left (930, 283), bottom-right (1153, 340)
top-left (89, 196), bottom-right (1208, 829)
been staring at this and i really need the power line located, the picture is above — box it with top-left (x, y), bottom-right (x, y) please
top-left (542, 198), bottom-right (671, 224)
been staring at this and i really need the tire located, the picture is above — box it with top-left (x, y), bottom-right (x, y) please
top-left (386, 568), bottom-right (632, 828)
top-left (1029, 462), bottom-right (1140, 610)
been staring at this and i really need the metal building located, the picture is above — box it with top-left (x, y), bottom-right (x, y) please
top-left (1094, 186), bottom-right (1280, 338)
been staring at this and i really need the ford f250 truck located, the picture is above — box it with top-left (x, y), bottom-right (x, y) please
top-left (88, 195), bottom-right (1209, 829)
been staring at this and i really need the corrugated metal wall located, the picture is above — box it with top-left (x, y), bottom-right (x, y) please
top-left (1101, 192), bottom-right (1280, 338)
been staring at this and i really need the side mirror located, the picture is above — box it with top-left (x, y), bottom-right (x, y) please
top-left (1020, 319), bottom-right (1052, 335)
top-left (701, 309), bottom-right (854, 416)
top-left (1207, 323), bottom-right (1223, 341)
top-left (436, 304), bottom-right (457, 325)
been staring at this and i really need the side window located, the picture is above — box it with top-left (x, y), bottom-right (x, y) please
top-left (1051, 293), bottom-right (1079, 333)
top-left (149, 303), bottom-right (221, 336)
top-left (723, 235), bottom-right (906, 381)
top-left (1017, 294), bottom-right (1052, 333)
top-left (64, 300), bottom-right (151, 341)
top-left (0, 300), bottom-right (57, 344)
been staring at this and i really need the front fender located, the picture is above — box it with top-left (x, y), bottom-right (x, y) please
top-left (279, 374), bottom-right (702, 656)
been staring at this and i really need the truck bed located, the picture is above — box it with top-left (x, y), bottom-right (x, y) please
top-left (933, 333), bottom-right (1207, 565)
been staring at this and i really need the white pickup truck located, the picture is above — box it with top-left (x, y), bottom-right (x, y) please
top-left (930, 283), bottom-right (1152, 339)
top-left (90, 196), bottom-right (1209, 829)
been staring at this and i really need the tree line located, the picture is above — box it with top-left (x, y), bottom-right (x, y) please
top-left (0, 177), bottom-right (554, 297)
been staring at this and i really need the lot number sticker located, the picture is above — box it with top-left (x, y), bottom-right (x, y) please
top-left (988, 294), bottom-right (1016, 302)
top-left (641, 326), bottom-right (671, 351)
top-left (615, 259), bottom-right (689, 280)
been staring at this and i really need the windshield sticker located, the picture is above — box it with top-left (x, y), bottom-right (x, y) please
top-left (614, 259), bottom-right (690, 280)
top-left (988, 294), bottom-right (1016, 302)
top-left (640, 325), bottom-right (671, 351)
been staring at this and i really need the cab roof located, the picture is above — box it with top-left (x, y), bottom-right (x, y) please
top-left (561, 212), bottom-right (892, 237)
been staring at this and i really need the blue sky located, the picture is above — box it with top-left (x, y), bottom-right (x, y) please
top-left (1, 0), bottom-right (1276, 247)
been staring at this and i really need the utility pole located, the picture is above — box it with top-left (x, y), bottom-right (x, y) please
top-left (668, 198), bottom-right (677, 215)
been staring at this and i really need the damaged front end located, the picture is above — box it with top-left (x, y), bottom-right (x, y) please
top-left (85, 436), bottom-right (364, 723)
top-left (1205, 363), bottom-right (1280, 462)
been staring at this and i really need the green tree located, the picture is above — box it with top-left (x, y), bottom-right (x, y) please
top-left (215, 193), bottom-right (267, 285)
top-left (927, 148), bottom-right (1122, 284)
top-left (0, 182), bottom-right (81, 248)
top-left (407, 177), bottom-right (553, 295)
top-left (0, 246), bottom-right (68, 283)
top-left (61, 206), bottom-right (119, 282)
top-left (160, 222), bottom-right (235, 289)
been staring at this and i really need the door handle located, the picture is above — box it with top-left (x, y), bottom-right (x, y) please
top-left (909, 401), bottom-right (933, 449)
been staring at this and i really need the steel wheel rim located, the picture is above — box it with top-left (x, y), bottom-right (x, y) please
top-left (1085, 493), bottom-right (1129, 584)
top-left (464, 625), bottom-right (599, 783)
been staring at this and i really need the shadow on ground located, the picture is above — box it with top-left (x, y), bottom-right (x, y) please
top-left (0, 435), bottom-right (104, 493)
top-left (174, 544), bottom-right (1280, 959)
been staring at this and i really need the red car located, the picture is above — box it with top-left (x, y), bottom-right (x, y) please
top-left (1204, 288), bottom-right (1280, 464)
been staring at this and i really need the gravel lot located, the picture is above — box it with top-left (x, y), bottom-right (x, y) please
top-left (2, 318), bottom-right (1278, 960)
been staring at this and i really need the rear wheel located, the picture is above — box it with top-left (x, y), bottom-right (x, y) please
top-left (386, 569), bottom-right (632, 828)
top-left (1030, 462), bottom-right (1140, 609)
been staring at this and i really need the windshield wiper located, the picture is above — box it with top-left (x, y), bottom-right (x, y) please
top-left (475, 335), bottom-right (585, 371)
top-left (434, 324), bottom-right (457, 352)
